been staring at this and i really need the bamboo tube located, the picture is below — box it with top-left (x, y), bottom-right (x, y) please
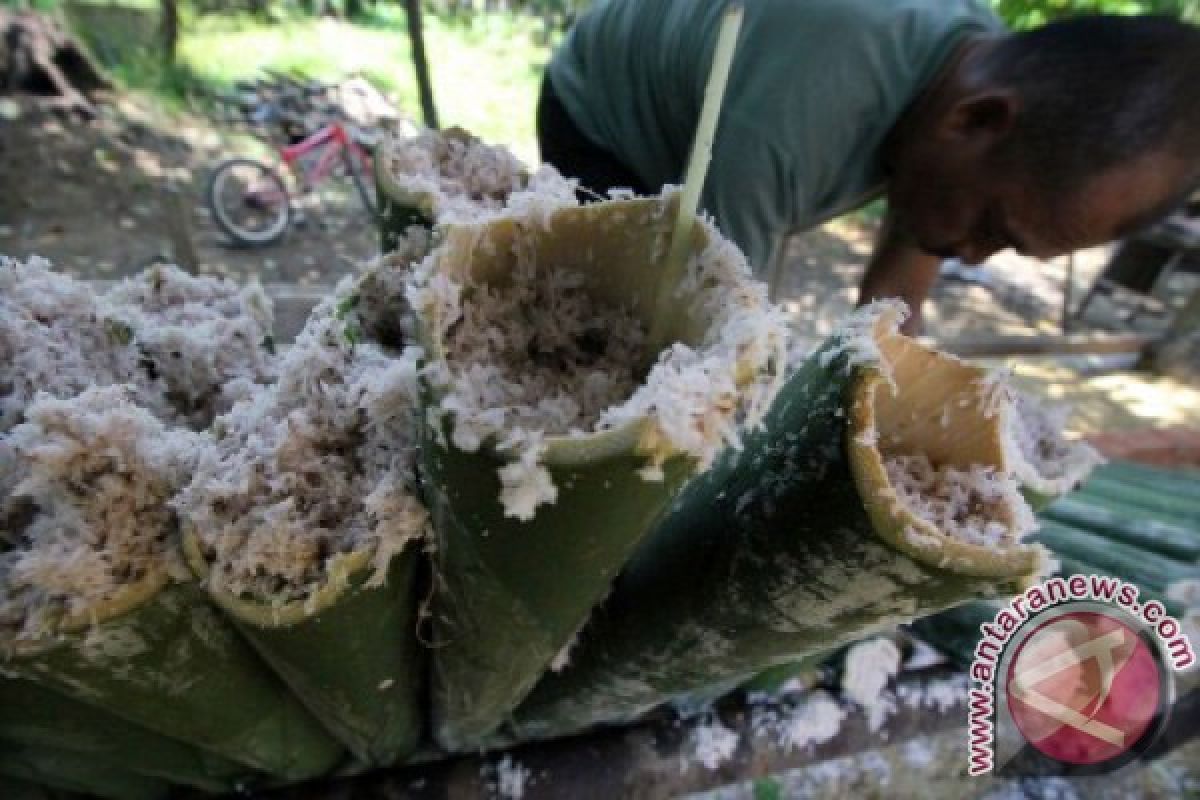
top-left (0, 676), bottom-right (254, 792)
top-left (412, 193), bottom-right (785, 751)
top-left (506, 307), bottom-right (1048, 742)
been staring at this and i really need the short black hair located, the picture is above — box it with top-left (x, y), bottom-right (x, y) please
top-left (981, 14), bottom-right (1200, 195)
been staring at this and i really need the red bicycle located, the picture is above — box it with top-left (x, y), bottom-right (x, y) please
top-left (206, 119), bottom-right (377, 247)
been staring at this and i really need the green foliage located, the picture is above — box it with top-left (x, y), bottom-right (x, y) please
top-left (752, 777), bottom-right (784, 800)
top-left (57, 5), bottom-right (551, 158)
top-left (990, 0), bottom-right (1199, 28)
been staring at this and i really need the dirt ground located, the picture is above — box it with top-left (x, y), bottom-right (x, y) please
top-left (3, 93), bottom-right (1198, 437)
top-left (0, 93), bottom-right (377, 287)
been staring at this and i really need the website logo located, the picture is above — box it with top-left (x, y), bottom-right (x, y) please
top-left (967, 575), bottom-right (1194, 776)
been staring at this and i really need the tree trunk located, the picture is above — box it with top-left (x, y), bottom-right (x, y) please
top-left (0, 9), bottom-right (110, 117)
top-left (402, 0), bottom-right (439, 129)
top-left (159, 0), bottom-right (178, 65)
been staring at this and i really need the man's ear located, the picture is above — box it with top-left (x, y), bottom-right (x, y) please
top-left (941, 89), bottom-right (1019, 143)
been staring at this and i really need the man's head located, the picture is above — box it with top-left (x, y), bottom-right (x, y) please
top-left (887, 14), bottom-right (1200, 265)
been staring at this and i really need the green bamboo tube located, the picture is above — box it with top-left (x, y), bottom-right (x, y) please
top-left (1065, 488), bottom-right (1200, 533)
top-left (739, 652), bottom-right (829, 696)
top-left (908, 600), bottom-right (1003, 668)
top-left (0, 573), bottom-right (344, 782)
top-left (1076, 476), bottom-right (1200, 525)
top-left (0, 742), bottom-right (169, 800)
top-left (376, 152), bottom-right (433, 255)
top-left (1094, 460), bottom-right (1200, 496)
top-left (1042, 495), bottom-right (1200, 561)
top-left (1052, 555), bottom-right (1188, 619)
top-left (376, 126), bottom-right (530, 253)
top-left (416, 194), bottom-right (779, 751)
top-left (183, 531), bottom-right (425, 767)
top-left (1032, 520), bottom-right (1200, 592)
top-left (507, 313), bottom-right (1046, 741)
top-left (0, 676), bottom-right (254, 792)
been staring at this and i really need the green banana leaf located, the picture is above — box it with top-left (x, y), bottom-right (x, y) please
top-left (0, 577), bottom-right (344, 782)
top-left (0, 675), bottom-right (254, 792)
top-left (0, 742), bottom-right (168, 800)
top-left (184, 533), bottom-right (425, 767)
top-left (417, 195), bottom-right (775, 751)
top-left (507, 318), bottom-right (1045, 741)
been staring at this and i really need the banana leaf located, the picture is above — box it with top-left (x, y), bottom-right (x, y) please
top-left (0, 675), bottom-right (254, 792)
top-left (0, 742), bottom-right (168, 800)
top-left (417, 195), bottom-right (779, 751)
top-left (183, 532), bottom-right (425, 767)
top-left (0, 573), bottom-right (344, 782)
top-left (507, 314), bottom-right (1047, 741)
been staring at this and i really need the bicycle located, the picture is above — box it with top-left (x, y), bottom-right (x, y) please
top-left (206, 117), bottom-right (378, 247)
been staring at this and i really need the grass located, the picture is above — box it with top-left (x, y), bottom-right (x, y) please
top-left (72, 7), bottom-right (555, 162)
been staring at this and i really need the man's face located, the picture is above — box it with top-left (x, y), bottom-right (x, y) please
top-left (888, 145), bottom-right (1191, 265)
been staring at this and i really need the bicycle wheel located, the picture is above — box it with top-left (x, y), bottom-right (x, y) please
top-left (343, 148), bottom-right (377, 217)
top-left (207, 157), bottom-right (291, 247)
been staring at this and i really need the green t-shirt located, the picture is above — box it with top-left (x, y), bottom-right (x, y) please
top-left (549, 0), bottom-right (1004, 273)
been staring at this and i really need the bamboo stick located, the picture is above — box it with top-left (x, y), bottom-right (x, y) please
top-left (645, 3), bottom-right (743, 359)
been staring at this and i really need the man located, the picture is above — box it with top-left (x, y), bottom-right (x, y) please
top-left (537, 1), bottom-right (1200, 332)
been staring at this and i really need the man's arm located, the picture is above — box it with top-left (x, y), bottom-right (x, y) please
top-left (857, 209), bottom-right (941, 335)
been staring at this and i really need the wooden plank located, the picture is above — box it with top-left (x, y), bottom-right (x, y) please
top-left (266, 668), bottom-right (973, 800)
top-left (930, 332), bottom-right (1151, 358)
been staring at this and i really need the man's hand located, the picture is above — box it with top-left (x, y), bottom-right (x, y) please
top-left (857, 209), bottom-right (941, 336)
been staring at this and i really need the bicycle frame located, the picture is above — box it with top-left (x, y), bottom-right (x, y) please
top-left (280, 122), bottom-right (372, 191)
